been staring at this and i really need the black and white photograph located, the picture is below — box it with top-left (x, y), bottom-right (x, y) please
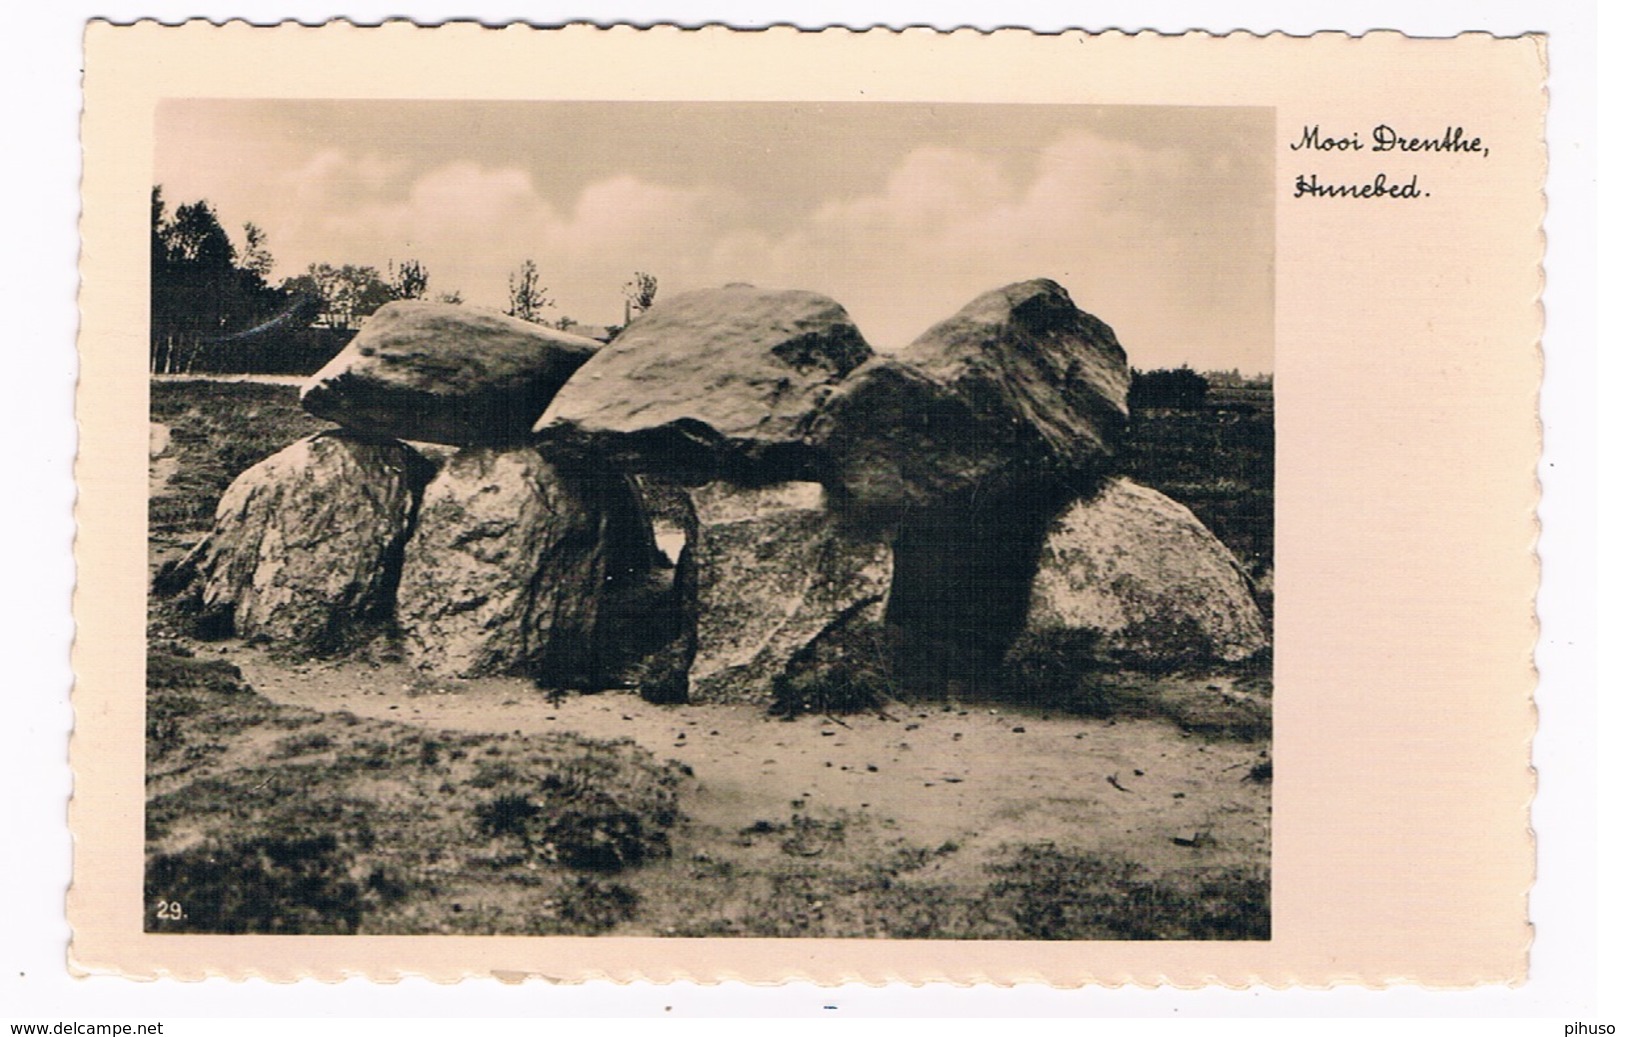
top-left (140, 98), bottom-right (1276, 940)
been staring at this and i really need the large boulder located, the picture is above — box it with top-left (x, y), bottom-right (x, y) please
top-left (811, 279), bottom-right (1129, 517)
top-left (394, 446), bottom-right (655, 682)
top-left (152, 432), bottom-right (432, 652)
top-left (301, 301), bottom-right (599, 445)
top-left (534, 285), bottom-right (873, 484)
top-left (1008, 477), bottom-right (1268, 674)
top-left (683, 481), bottom-right (894, 704)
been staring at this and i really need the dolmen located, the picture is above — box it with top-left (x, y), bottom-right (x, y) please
top-left (155, 281), bottom-right (1269, 713)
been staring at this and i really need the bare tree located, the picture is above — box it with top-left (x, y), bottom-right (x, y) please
top-left (285, 263), bottom-right (394, 330)
top-left (388, 258), bottom-right (430, 301)
top-left (622, 271), bottom-right (658, 324)
top-left (507, 259), bottom-right (554, 323)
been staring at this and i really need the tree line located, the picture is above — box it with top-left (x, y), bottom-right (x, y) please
top-left (1128, 366), bottom-right (1273, 411)
top-left (150, 186), bottom-right (659, 375)
top-left (150, 188), bottom-right (441, 373)
top-left (503, 260), bottom-right (659, 331)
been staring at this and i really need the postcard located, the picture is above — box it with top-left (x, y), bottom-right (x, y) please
top-left (73, 22), bottom-right (1543, 985)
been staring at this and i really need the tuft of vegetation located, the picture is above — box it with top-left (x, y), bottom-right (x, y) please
top-left (777, 814), bottom-right (848, 858)
top-left (268, 730), bottom-right (334, 760)
top-left (529, 761), bottom-right (679, 871)
top-left (506, 259), bottom-right (554, 324)
top-left (770, 663), bottom-right (892, 718)
top-left (144, 650), bottom-right (279, 771)
top-left (771, 616), bottom-right (899, 717)
top-left (992, 642), bottom-right (1272, 740)
top-left (555, 876), bottom-right (641, 933)
top-left (999, 628), bottom-right (1118, 715)
top-left (459, 748), bottom-right (682, 879)
top-left (631, 645), bottom-right (692, 705)
top-left (474, 792), bottom-right (543, 840)
top-left (1110, 614), bottom-right (1229, 674)
top-left (1158, 689), bottom-right (1271, 741)
top-left (622, 271), bottom-right (659, 322)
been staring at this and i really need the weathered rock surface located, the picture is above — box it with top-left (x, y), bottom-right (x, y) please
top-left (395, 446), bottom-right (654, 681)
top-left (153, 432), bottom-right (432, 652)
top-left (1010, 477), bottom-right (1268, 670)
top-left (811, 279), bottom-right (1130, 516)
top-left (684, 481), bottom-right (894, 704)
top-left (534, 285), bottom-right (873, 483)
top-left (301, 301), bottom-right (600, 445)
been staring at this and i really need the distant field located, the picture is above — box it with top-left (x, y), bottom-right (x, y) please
top-left (1119, 384), bottom-right (1274, 584)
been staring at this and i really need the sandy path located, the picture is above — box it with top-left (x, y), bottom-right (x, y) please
top-left (148, 422), bottom-right (178, 499)
top-left (231, 647), bottom-right (1269, 877)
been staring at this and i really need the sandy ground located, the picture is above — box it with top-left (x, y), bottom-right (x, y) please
top-left (144, 379), bottom-right (1271, 936)
top-left (149, 429), bottom-right (1268, 901)
top-left (227, 646), bottom-right (1270, 883)
top-left (149, 422), bottom-right (178, 500)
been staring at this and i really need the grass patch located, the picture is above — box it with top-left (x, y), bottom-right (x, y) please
top-left (777, 814), bottom-right (848, 858)
top-left (268, 730), bottom-right (334, 759)
top-left (770, 657), bottom-right (894, 717)
top-left (145, 650), bottom-right (279, 770)
top-left (145, 833), bottom-right (388, 935)
top-left (463, 760), bottom-right (681, 873)
top-left (986, 842), bottom-right (1269, 940)
top-left (634, 826), bottom-right (1267, 940)
top-left (149, 380), bottom-right (336, 534)
top-left (144, 644), bottom-right (687, 935)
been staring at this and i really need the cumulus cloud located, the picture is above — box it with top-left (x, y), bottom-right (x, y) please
top-left (685, 130), bottom-right (1272, 367)
top-left (287, 149), bottom-right (407, 211)
top-left (253, 155), bottom-right (722, 321)
top-left (190, 126), bottom-right (1268, 371)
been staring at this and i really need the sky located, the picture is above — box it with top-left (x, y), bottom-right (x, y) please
top-left (155, 100), bottom-right (1274, 371)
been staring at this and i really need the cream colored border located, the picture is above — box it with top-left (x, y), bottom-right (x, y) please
top-left (74, 22), bottom-right (1544, 985)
